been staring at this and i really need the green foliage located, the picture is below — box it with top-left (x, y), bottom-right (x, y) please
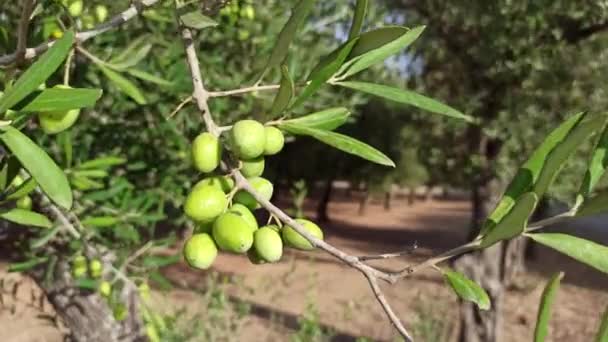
top-left (533, 272), bottom-right (564, 342)
top-left (442, 268), bottom-right (490, 310)
top-left (527, 233), bottom-right (608, 275)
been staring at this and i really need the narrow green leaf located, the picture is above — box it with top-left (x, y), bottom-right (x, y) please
top-left (0, 156), bottom-right (21, 191)
top-left (5, 177), bottom-right (37, 200)
top-left (269, 65), bottom-right (294, 117)
top-left (348, 0), bottom-right (368, 40)
top-left (534, 272), bottom-right (564, 342)
top-left (179, 11), bottom-right (218, 30)
top-left (578, 124), bottom-right (608, 201)
top-left (442, 268), bottom-right (491, 310)
top-left (337, 26), bottom-right (425, 79)
top-left (142, 254), bottom-right (181, 268)
top-left (577, 191), bottom-right (608, 217)
top-left (126, 69), bottom-right (173, 87)
top-left (260, 0), bottom-right (315, 77)
top-left (97, 65), bottom-right (146, 104)
top-left (74, 278), bottom-right (98, 290)
top-left (149, 270), bottom-right (173, 290)
top-left (59, 131), bottom-right (73, 168)
top-left (13, 88), bottom-right (102, 112)
top-left (0, 127), bottom-right (72, 209)
top-left (30, 226), bottom-right (60, 249)
top-left (280, 107), bottom-right (350, 131)
top-left (336, 81), bottom-right (474, 123)
top-left (292, 38), bottom-right (359, 109)
top-left (480, 192), bottom-right (538, 248)
top-left (482, 112), bottom-right (586, 236)
top-left (528, 233), bottom-right (608, 274)
top-left (81, 216), bottom-right (119, 228)
top-left (76, 156), bottom-right (126, 170)
top-left (0, 31), bottom-right (74, 113)
top-left (596, 305), bottom-right (608, 342)
top-left (533, 114), bottom-right (608, 197)
top-left (109, 35), bottom-right (150, 65)
top-left (0, 208), bottom-right (52, 228)
top-left (106, 44), bottom-right (151, 70)
top-left (8, 257), bottom-right (47, 272)
top-left (281, 123), bottom-right (394, 167)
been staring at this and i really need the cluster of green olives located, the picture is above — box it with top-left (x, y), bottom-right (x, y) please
top-left (182, 120), bottom-right (324, 269)
top-left (71, 255), bottom-right (103, 279)
top-left (9, 175), bottom-right (33, 211)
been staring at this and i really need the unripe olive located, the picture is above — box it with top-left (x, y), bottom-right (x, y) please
top-left (183, 233), bottom-right (218, 270)
top-left (73, 255), bottom-right (87, 269)
top-left (212, 212), bottom-right (253, 253)
top-left (94, 5), bottom-right (109, 22)
top-left (230, 120), bottom-right (266, 159)
top-left (72, 265), bottom-right (87, 278)
top-left (68, 0), bottom-right (83, 17)
top-left (254, 226), bottom-right (283, 262)
top-left (82, 14), bottom-right (95, 29)
top-left (228, 203), bottom-right (258, 232)
top-left (233, 177), bottom-right (273, 210)
top-left (192, 132), bottom-right (221, 173)
top-left (138, 282), bottom-right (150, 301)
top-left (99, 281), bottom-right (112, 297)
top-left (89, 259), bottom-right (102, 278)
top-left (146, 323), bottom-right (161, 342)
top-left (10, 175), bottom-right (24, 188)
top-left (184, 185), bottom-right (227, 223)
top-left (194, 176), bottom-right (234, 193)
top-left (282, 219), bottom-right (323, 250)
top-left (237, 29), bottom-right (251, 41)
top-left (240, 156), bottom-right (265, 178)
top-left (113, 303), bottom-right (128, 321)
top-left (39, 85), bottom-right (80, 135)
top-left (240, 5), bottom-right (255, 20)
top-left (16, 196), bottom-right (32, 210)
top-left (264, 126), bottom-right (284, 155)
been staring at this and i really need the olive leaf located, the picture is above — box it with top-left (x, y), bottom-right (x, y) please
top-left (534, 272), bottom-right (564, 342)
top-left (442, 269), bottom-right (491, 310)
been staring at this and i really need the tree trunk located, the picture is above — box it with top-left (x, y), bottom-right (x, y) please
top-left (456, 177), bottom-right (504, 342)
top-left (408, 186), bottom-right (415, 206)
top-left (383, 189), bottom-right (392, 211)
top-left (424, 185), bottom-right (434, 202)
top-left (316, 177), bottom-right (334, 222)
top-left (31, 255), bottom-right (146, 342)
top-left (358, 189), bottom-right (370, 216)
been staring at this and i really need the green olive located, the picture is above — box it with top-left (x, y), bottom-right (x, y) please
top-left (89, 259), bottom-right (102, 278)
top-left (264, 126), bottom-right (284, 155)
top-left (282, 219), bottom-right (323, 250)
top-left (240, 156), bottom-right (265, 178)
top-left (254, 225), bottom-right (283, 262)
top-left (183, 233), bottom-right (217, 270)
top-left (191, 132), bottom-right (221, 173)
top-left (38, 85), bottom-right (80, 135)
top-left (230, 120), bottom-right (266, 159)
top-left (193, 176), bottom-right (234, 193)
top-left (184, 185), bottom-right (227, 223)
top-left (228, 203), bottom-right (258, 232)
top-left (94, 5), bottom-right (109, 22)
top-left (99, 281), bottom-right (112, 297)
top-left (212, 212), bottom-right (253, 253)
top-left (233, 177), bottom-right (273, 210)
top-left (16, 196), bottom-right (32, 210)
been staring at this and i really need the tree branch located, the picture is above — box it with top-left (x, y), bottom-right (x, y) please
top-left (15, 0), bottom-right (35, 66)
top-left (0, 0), bottom-right (161, 66)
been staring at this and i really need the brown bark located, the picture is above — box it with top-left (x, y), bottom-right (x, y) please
top-left (358, 189), bottom-right (370, 216)
top-left (408, 186), bottom-right (415, 206)
top-left (30, 255), bottom-right (146, 342)
top-left (383, 190), bottom-right (392, 211)
top-left (316, 177), bottom-right (334, 222)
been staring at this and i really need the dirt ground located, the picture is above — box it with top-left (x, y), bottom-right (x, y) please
top-left (0, 195), bottom-right (606, 341)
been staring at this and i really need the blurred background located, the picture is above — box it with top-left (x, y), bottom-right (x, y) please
top-left (0, 0), bottom-right (607, 341)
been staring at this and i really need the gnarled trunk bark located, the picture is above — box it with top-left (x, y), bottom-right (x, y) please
top-left (316, 177), bottom-right (334, 222)
top-left (30, 255), bottom-right (146, 342)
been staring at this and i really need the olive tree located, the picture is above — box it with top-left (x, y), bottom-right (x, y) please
top-left (0, 1), bottom-right (607, 341)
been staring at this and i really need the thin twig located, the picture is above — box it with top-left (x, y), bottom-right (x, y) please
top-left (167, 96), bottom-right (193, 118)
top-left (208, 84), bottom-right (281, 97)
top-left (63, 49), bottom-right (74, 85)
top-left (525, 210), bottom-right (576, 233)
top-left (364, 271), bottom-right (413, 342)
top-left (15, 0), bottom-right (35, 66)
top-left (358, 242), bottom-right (418, 261)
top-left (0, 0), bottom-right (161, 66)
